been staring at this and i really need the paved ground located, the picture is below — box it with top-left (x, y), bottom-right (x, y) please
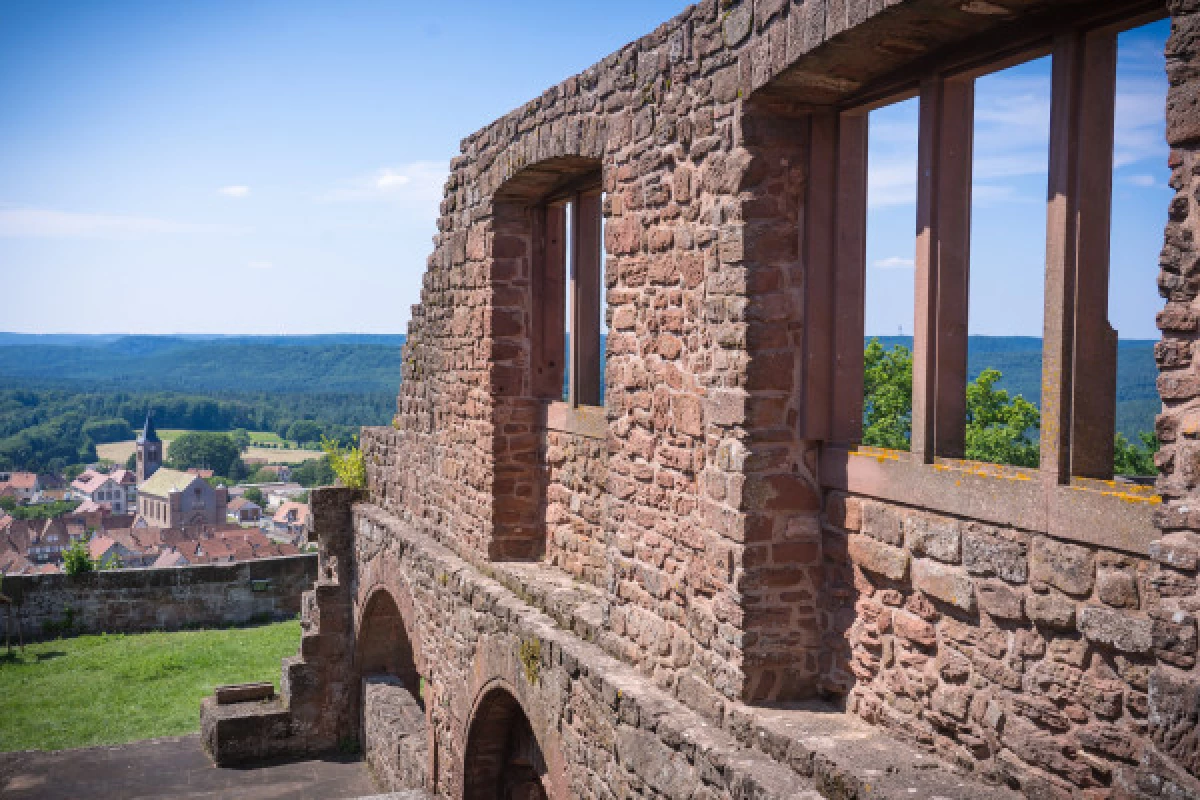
top-left (0, 734), bottom-right (386, 799)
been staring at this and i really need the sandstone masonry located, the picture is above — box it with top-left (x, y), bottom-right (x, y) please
top-left (205, 1), bottom-right (1200, 798)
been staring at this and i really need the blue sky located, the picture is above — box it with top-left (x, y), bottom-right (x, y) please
top-left (864, 19), bottom-right (1172, 340)
top-left (0, 0), bottom-right (688, 334)
top-left (0, 6), bottom-right (1172, 338)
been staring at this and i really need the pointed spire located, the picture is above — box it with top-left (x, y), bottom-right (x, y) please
top-left (138, 411), bottom-right (160, 444)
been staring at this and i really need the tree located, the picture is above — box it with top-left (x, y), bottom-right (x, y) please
top-left (863, 339), bottom-right (913, 450)
top-left (964, 368), bottom-right (1040, 468)
top-left (125, 452), bottom-right (137, 471)
top-left (167, 432), bottom-right (243, 477)
top-left (864, 340), bottom-right (1039, 467)
top-left (286, 420), bottom-right (324, 445)
top-left (292, 457), bottom-right (335, 488)
top-left (82, 418), bottom-right (133, 444)
top-left (1114, 432), bottom-right (1159, 477)
top-left (0, 496), bottom-right (16, 512)
top-left (231, 428), bottom-right (251, 452)
top-left (243, 487), bottom-right (265, 507)
top-left (63, 539), bottom-right (94, 576)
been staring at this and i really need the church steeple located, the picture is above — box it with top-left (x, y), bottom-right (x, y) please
top-left (136, 412), bottom-right (162, 484)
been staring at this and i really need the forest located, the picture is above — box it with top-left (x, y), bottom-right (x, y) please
top-left (0, 334), bottom-right (401, 473)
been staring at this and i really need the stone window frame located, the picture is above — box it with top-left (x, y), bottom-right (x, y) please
top-left (530, 173), bottom-right (605, 411)
top-left (817, 3), bottom-right (1167, 556)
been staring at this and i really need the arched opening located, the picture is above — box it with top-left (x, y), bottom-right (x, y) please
top-left (356, 588), bottom-right (427, 791)
top-left (463, 687), bottom-right (548, 800)
top-left (357, 588), bottom-right (420, 696)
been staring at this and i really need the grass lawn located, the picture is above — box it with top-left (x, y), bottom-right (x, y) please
top-left (0, 619), bottom-right (300, 752)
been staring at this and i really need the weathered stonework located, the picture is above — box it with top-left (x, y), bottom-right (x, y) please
top-left (204, 1), bottom-right (1200, 797)
top-left (5, 555), bottom-right (315, 640)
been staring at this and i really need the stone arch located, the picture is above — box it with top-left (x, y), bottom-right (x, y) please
top-left (355, 585), bottom-right (429, 792)
top-left (463, 684), bottom-right (550, 800)
top-left (355, 585), bottom-right (420, 693)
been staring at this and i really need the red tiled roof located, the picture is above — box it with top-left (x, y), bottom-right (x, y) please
top-left (0, 472), bottom-right (37, 491)
top-left (88, 535), bottom-right (117, 561)
top-left (272, 502), bottom-right (310, 526)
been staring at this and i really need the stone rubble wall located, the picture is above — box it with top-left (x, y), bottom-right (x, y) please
top-left (4, 555), bottom-right (316, 640)
top-left (823, 492), bottom-right (1200, 798)
top-left (543, 428), bottom-right (608, 588)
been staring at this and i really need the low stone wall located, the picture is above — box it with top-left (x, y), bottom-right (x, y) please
top-left (3, 555), bottom-right (317, 640)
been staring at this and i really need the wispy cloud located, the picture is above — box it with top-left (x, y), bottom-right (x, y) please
top-left (1124, 173), bottom-right (1160, 188)
top-left (322, 161), bottom-right (447, 207)
top-left (873, 256), bottom-right (914, 269)
top-left (0, 208), bottom-right (246, 239)
top-left (218, 185), bottom-right (250, 197)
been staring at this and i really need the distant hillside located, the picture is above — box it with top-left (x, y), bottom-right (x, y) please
top-left (869, 335), bottom-right (1160, 439)
top-left (0, 334), bottom-right (406, 395)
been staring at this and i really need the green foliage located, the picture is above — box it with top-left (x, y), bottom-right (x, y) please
top-left (0, 620), bottom-right (300, 751)
top-left (1114, 432), bottom-right (1159, 477)
top-left (242, 487), bottom-right (265, 507)
top-left (0, 496), bottom-right (14, 512)
top-left (863, 340), bottom-right (1160, 471)
top-left (321, 436), bottom-right (366, 489)
top-left (98, 551), bottom-right (123, 570)
top-left (965, 368), bottom-right (1041, 467)
top-left (8, 499), bottom-right (81, 521)
top-left (285, 419), bottom-right (324, 445)
top-left (81, 417), bottom-right (133, 444)
top-left (167, 432), bottom-right (243, 478)
top-left (291, 456), bottom-right (335, 488)
top-left (862, 339), bottom-right (913, 450)
top-left (63, 539), bottom-right (95, 576)
top-left (231, 428), bottom-right (251, 452)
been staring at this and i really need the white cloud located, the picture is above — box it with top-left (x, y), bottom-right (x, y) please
top-left (0, 208), bottom-right (246, 239)
top-left (873, 256), bottom-right (914, 269)
top-left (219, 185), bottom-right (250, 197)
top-left (248, 260), bottom-right (273, 270)
top-left (1125, 173), bottom-right (1160, 188)
top-left (322, 160), bottom-right (448, 208)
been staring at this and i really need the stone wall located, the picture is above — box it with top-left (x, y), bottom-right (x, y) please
top-left (823, 492), bottom-right (1200, 797)
top-left (4, 555), bottom-right (316, 640)
top-left (209, 0), bottom-right (1200, 797)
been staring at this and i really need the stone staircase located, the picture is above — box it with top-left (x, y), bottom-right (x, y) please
top-left (202, 488), bottom-right (361, 766)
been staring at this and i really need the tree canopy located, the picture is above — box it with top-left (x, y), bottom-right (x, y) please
top-left (167, 432), bottom-right (244, 478)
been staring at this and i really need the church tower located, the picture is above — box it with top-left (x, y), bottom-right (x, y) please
top-left (136, 412), bottom-right (162, 484)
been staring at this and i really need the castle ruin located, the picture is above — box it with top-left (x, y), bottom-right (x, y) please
top-left (203, 1), bottom-right (1200, 797)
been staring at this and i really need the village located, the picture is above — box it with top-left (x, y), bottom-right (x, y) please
top-left (0, 414), bottom-right (312, 575)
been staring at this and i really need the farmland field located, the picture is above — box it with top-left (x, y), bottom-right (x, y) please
top-left (96, 430), bottom-right (323, 466)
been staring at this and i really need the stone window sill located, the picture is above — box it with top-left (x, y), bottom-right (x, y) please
top-left (542, 401), bottom-right (606, 440)
top-left (821, 445), bottom-right (1159, 556)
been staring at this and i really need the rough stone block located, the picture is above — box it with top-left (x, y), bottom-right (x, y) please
top-left (1078, 606), bottom-right (1154, 654)
top-left (904, 515), bottom-right (961, 564)
top-left (962, 526), bottom-right (1028, 584)
top-left (912, 559), bottom-right (976, 612)
top-left (1148, 668), bottom-right (1200, 778)
top-left (847, 534), bottom-right (909, 581)
top-left (976, 579), bottom-right (1026, 623)
top-left (1030, 536), bottom-right (1095, 597)
top-left (861, 501), bottom-right (903, 546)
top-left (1026, 591), bottom-right (1078, 631)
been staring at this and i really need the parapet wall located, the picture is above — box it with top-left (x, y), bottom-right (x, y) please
top-left (4, 555), bottom-right (316, 639)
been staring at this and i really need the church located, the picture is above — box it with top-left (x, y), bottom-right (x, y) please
top-left (133, 414), bottom-right (227, 529)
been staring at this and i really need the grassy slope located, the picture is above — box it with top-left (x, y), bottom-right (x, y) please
top-left (0, 620), bottom-right (300, 751)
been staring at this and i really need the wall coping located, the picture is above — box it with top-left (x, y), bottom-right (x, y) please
top-left (542, 400), bottom-right (606, 440)
top-left (820, 445), bottom-right (1159, 555)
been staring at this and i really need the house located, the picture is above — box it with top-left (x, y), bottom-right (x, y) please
top-left (86, 534), bottom-right (138, 567)
top-left (71, 469), bottom-right (132, 514)
top-left (271, 502), bottom-right (310, 539)
top-left (0, 472), bottom-right (38, 504)
top-left (227, 497), bottom-right (262, 523)
top-left (151, 548), bottom-right (189, 568)
top-left (27, 518), bottom-right (72, 563)
top-left (187, 468), bottom-right (215, 480)
top-left (135, 468), bottom-right (227, 529)
top-left (256, 465), bottom-right (291, 482)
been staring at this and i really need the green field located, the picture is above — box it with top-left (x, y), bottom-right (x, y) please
top-left (0, 620), bottom-right (300, 751)
top-left (158, 429), bottom-right (287, 446)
